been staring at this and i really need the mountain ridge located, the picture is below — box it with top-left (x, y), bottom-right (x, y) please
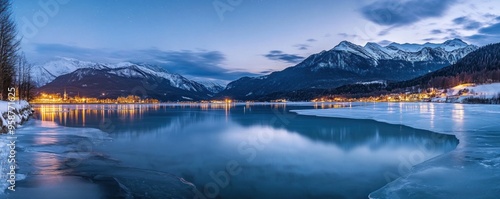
top-left (217, 39), bottom-right (478, 100)
top-left (32, 58), bottom-right (224, 96)
top-left (37, 66), bottom-right (211, 101)
top-left (256, 42), bottom-right (500, 101)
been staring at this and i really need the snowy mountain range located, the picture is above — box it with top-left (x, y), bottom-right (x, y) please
top-left (386, 39), bottom-right (470, 52)
top-left (32, 58), bottom-right (224, 97)
top-left (32, 39), bottom-right (479, 101)
top-left (305, 38), bottom-right (476, 69)
top-left (218, 39), bottom-right (478, 100)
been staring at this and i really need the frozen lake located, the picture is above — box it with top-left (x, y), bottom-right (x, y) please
top-left (292, 102), bottom-right (500, 198)
top-left (3, 103), bottom-right (459, 199)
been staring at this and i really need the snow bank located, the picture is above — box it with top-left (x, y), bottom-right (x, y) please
top-left (0, 100), bottom-right (33, 194)
top-left (291, 102), bottom-right (500, 198)
top-left (0, 100), bottom-right (32, 129)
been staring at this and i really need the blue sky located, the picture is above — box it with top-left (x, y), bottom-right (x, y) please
top-left (11, 0), bottom-right (500, 83)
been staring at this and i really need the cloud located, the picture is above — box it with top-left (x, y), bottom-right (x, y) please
top-left (338, 33), bottom-right (358, 38)
top-left (34, 44), bottom-right (103, 56)
top-left (465, 34), bottom-right (489, 40)
top-left (31, 43), bottom-right (116, 62)
top-left (258, 69), bottom-right (275, 74)
top-left (378, 28), bottom-right (391, 36)
top-left (430, 29), bottom-right (442, 34)
top-left (360, 0), bottom-right (457, 26)
top-left (464, 34), bottom-right (500, 46)
top-left (464, 21), bottom-right (482, 30)
top-left (423, 38), bottom-right (439, 42)
top-left (464, 22), bottom-right (500, 46)
top-left (293, 44), bottom-right (310, 50)
top-left (29, 43), bottom-right (262, 82)
top-left (452, 16), bottom-right (467, 24)
top-left (264, 50), bottom-right (304, 64)
top-left (478, 22), bottom-right (500, 35)
top-left (482, 14), bottom-right (497, 19)
top-left (440, 28), bottom-right (463, 41)
top-left (452, 16), bottom-right (483, 30)
top-left (293, 39), bottom-right (317, 50)
top-left (483, 14), bottom-right (496, 18)
top-left (377, 40), bottom-right (393, 46)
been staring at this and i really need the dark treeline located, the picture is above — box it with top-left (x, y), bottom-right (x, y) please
top-left (462, 94), bottom-right (500, 104)
top-left (0, 0), bottom-right (18, 100)
top-left (256, 84), bottom-right (391, 101)
top-left (0, 0), bottom-right (33, 101)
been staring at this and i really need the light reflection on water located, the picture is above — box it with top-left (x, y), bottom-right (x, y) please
top-left (34, 103), bottom-right (350, 127)
top-left (31, 134), bottom-right (66, 177)
top-left (26, 103), bottom-right (458, 199)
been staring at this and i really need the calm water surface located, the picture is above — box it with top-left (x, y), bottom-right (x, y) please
top-left (10, 103), bottom-right (458, 199)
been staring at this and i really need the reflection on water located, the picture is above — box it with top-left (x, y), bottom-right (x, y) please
top-left (452, 103), bottom-right (465, 123)
top-left (25, 103), bottom-right (458, 199)
top-left (33, 134), bottom-right (57, 145)
top-left (35, 103), bottom-right (242, 127)
top-left (32, 135), bottom-right (65, 177)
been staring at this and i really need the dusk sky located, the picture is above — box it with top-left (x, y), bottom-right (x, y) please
top-left (11, 0), bottom-right (500, 83)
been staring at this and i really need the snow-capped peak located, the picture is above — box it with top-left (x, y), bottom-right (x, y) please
top-left (196, 81), bottom-right (225, 93)
top-left (387, 42), bottom-right (428, 52)
top-left (364, 42), bottom-right (382, 48)
top-left (333, 41), bottom-right (363, 52)
top-left (443, 38), bottom-right (467, 45)
top-left (32, 58), bottom-right (224, 94)
top-left (363, 42), bottom-right (395, 60)
top-left (441, 38), bottom-right (468, 51)
top-left (114, 62), bottom-right (137, 68)
top-left (332, 41), bottom-right (372, 59)
top-left (388, 39), bottom-right (471, 52)
top-left (31, 58), bottom-right (105, 87)
top-left (326, 38), bottom-right (477, 64)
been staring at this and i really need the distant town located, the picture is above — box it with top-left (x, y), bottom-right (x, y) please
top-left (30, 90), bottom-right (236, 104)
top-left (31, 92), bottom-right (160, 104)
top-left (313, 83), bottom-right (500, 104)
top-left (29, 83), bottom-right (500, 105)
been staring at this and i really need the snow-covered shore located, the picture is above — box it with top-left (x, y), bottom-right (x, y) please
top-left (433, 83), bottom-right (500, 103)
top-left (0, 100), bottom-right (33, 193)
top-left (291, 102), bottom-right (500, 198)
top-left (0, 100), bottom-right (32, 132)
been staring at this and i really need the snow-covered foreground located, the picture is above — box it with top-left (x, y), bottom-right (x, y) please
top-left (0, 100), bottom-right (32, 194)
top-left (0, 100), bottom-right (31, 128)
top-left (291, 102), bottom-right (500, 199)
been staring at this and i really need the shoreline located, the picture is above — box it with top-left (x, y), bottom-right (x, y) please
top-left (0, 100), bottom-right (34, 193)
top-left (0, 101), bottom-right (33, 133)
top-left (3, 119), bottom-right (113, 199)
top-left (291, 102), bottom-right (500, 198)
